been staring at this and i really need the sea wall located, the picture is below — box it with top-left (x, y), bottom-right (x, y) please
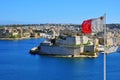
top-left (40, 46), bottom-right (81, 55)
top-left (39, 45), bottom-right (95, 55)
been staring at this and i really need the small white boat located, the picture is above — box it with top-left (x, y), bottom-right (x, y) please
top-left (29, 47), bottom-right (39, 54)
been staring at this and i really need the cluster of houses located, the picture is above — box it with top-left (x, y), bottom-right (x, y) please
top-left (0, 24), bottom-right (81, 40)
top-left (0, 27), bottom-right (47, 39)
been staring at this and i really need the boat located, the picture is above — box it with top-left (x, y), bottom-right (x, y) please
top-left (29, 47), bottom-right (39, 54)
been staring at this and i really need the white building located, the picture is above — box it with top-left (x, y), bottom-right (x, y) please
top-left (81, 36), bottom-right (89, 44)
top-left (57, 36), bottom-right (89, 46)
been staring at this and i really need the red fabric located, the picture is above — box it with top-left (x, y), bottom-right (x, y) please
top-left (82, 19), bottom-right (92, 34)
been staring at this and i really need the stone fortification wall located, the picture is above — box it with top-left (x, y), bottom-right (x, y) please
top-left (40, 46), bottom-right (84, 55)
top-left (40, 45), bottom-right (95, 55)
top-left (84, 45), bottom-right (95, 52)
top-left (58, 36), bottom-right (88, 46)
top-left (59, 36), bottom-right (81, 45)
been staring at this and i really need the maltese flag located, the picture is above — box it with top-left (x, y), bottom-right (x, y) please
top-left (82, 16), bottom-right (104, 34)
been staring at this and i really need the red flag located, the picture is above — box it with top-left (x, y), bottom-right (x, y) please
top-left (82, 19), bottom-right (92, 34)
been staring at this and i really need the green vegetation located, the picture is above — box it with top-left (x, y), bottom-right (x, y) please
top-left (83, 40), bottom-right (91, 46)
top-left (0, 26), bottom-right (4, 29)
top-left (9, 34), bottom-right (21, 38)
top-left (74, 44), bottom-right (82, 47)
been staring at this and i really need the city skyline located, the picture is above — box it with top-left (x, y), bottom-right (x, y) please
top-left (0, 0), bottom-right (120, 24)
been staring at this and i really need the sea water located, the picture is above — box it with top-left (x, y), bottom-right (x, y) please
top-left (0, 38), bottom-right (119, 80)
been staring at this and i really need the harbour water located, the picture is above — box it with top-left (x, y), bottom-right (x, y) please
top-left (0, 38), bottom-right (119, 80)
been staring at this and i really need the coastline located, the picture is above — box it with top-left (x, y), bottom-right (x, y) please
top-left (37, 53), bottom-right (98, 58)
top-left (0, 37), bottom-right (42, 40)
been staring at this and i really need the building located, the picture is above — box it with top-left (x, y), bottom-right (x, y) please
top-left (35, 35), bottom-right (98, 58)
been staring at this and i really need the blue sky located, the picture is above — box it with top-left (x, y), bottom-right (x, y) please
top-left (0, 0), bottom-right (120, 24)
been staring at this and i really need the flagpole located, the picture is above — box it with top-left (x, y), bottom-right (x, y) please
top-left (104, 13), bottom-right (106, 80)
